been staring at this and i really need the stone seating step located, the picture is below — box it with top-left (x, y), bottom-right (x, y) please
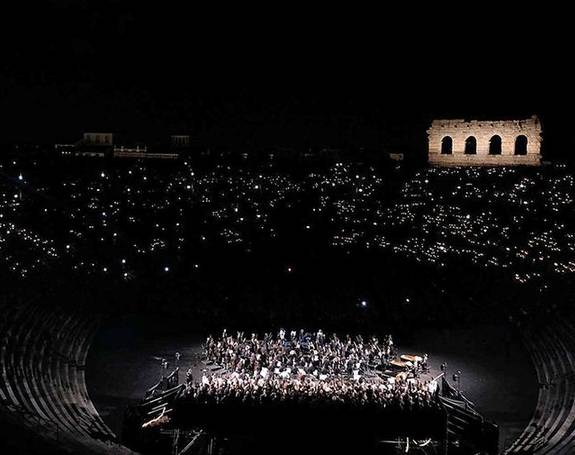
top-left (0, 302), bottom-right (135, 453)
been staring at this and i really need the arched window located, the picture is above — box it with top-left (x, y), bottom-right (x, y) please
top-left (464, 136), bottom-right (477, 155)
top-left (515, 135), bottom-right (528, 155)
top-left (441, 136), bottom-right (453, 154)
top-left (489, 135), bottom-right (502, 155)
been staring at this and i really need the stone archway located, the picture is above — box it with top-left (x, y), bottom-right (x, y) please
top-left (464, 137), bottom-right (477, 155)
top-left (441, 136), bottom-right (453, 154)
top-left (489, 135), bottom-right (502, 155)
top-left (515, 135), bottom-right (528, 155)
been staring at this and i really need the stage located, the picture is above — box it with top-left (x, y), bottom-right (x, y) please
top-left (86, 319), bottom-right (537, 450)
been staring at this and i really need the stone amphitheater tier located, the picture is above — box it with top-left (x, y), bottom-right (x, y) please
top-left (505, 320), bottom-right (575, 454)
top-left (0, 301), bottom-right (135, 454)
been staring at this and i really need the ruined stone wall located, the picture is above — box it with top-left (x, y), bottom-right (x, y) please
top-left (427, 116), bottom-right (542, 166)
top-left (83, 132), bottom-right (114, 146)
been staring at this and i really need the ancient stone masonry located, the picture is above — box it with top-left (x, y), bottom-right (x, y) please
top-left (427, 116), bottom-right (542, 166)
top-left (82, 132), bottom-right (114, 146)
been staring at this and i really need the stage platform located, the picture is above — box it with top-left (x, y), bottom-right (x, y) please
top-left (86, 320), bottom-right (537, 450)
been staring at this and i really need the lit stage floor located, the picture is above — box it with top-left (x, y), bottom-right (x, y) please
top-left (86, 320), bottom-right (537, 450)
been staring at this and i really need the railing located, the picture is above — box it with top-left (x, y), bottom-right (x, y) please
top-left (144, 367), bottom-right (180, 401)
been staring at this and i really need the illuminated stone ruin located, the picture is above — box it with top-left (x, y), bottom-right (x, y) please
top-left (82, 132), bottom-right (114, 146)
top-left (427, 116), bottom-right (542, 166)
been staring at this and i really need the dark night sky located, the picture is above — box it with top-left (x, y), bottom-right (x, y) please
top-left (1, 2), bottom-right (572, 155)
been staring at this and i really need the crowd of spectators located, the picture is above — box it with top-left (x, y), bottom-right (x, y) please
top-left (4, 154), bottom-right (575, 330)
top-left (4, 156), bottom-right (575, 290)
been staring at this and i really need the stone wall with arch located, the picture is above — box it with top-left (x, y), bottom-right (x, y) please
top-left (427, 116), bottom-right (542, 166)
